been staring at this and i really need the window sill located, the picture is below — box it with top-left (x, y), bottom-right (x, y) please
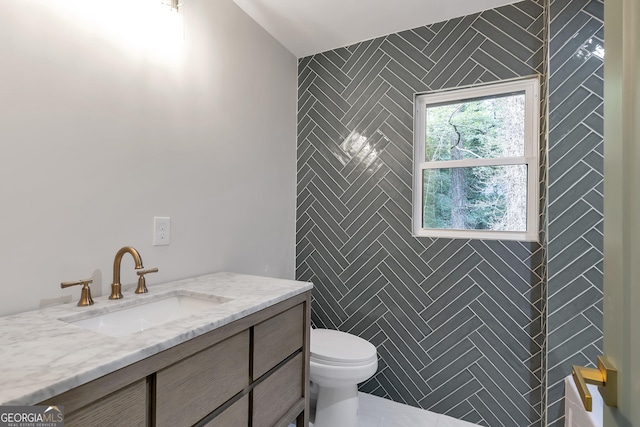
top-left (412, 228), bottom-right (539, 242)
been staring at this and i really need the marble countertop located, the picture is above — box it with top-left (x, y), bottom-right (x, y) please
top-left (0, 272), bottom-right (312, 405)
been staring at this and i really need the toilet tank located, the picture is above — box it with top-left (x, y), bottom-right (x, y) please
top-left (564, 375), bottom-right (603, 427)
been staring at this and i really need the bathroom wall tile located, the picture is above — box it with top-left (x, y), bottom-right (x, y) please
top-left (550, 56), bottom-right (601, 102)
top-left (378, 289), bottom-right (426, 341)
top-left (477, 263), bottom-right (535, 316)
top-left (422, 369), bottom-right (476, 408)
top-left (427, 31), bottom-right (483, 87)
top-left (434, 15), bottom-right (476, 58)
top-left (480, 38), bottom-right (540, 76)
top-left (428, 379), bottom-right (483, 416)
top-left (549, 238), bottom-right (591, 273)
top-left (470, 49), bottom-right (520, 80)
top-left (377, 337), bottom-right (428, 399)
top-left (583, 73), bottom-right (604, 100)
top-left (583, 147), bottom-right (603, 173)
top-left (313, 54), bottom-right (351, 88)
top-left (426, 316), bottom-right (484, 359)
top-left (550, 11), bottom-right (592, 53)
top-left (473, 357), bottom-right (533, 419)
top-left (470, 300), bottom-right (534, 361)
top-left (309, 62), bottom-right (346, 97)
top-left (474, 18), bottom-right (533, 62)
top-left (297, 1), bottom-right (548, 425)
top-left (421, 277), bottom-right (475, 324)
top-left (547, 286), bottom-right (602, 330)
top-left (548, 325), bottom-right (601, 368)
top-left (426, 346), bottom-right (483, 389)
top-left (467, 363), bottom-right (530, 426)
top-left (308, 103), bottom-right (350, 141)
top-left (549, 132), bottom-right (600, 179)
top-left (554, 215), bottom-right (601, 259)
top-left (547, 352), bottom-right (589, 393)
top-left (420, 338), bottom-right (474, 378)
top-left (549, 86), bottom-right (592, 127)
top-left (483, 240), bottom-right (537, 282)
top-left (397, 29), bottom-right (429, 51)
top-left (550, 248), bottom-right (602, 289)
top-left (383, 56), bottom-right (429, 94)
top-left (548, 313), bottom-right (594, 349)
top-left (343, 218), bottom-right (388, 262)
top-left (386, 33), bottom-right (433, 77)
top-left (439, 54), bottom-right (481, 89)
top-left (426, 253), bottom-right (484, 301)
top-left (549, 172), bottom-right (602, 218)
top-left (345, 56), bottom-right (391, 105)
top-left (581, 339), bottom-right (603, 366)
top-left (444, 402), bottom-right (477, 422)
top-left (307, 84), bottom-right (346, 118)
top-left (341, 189), bottom-right (385, 232)
top-left (343, 272), bottom-right (385, 315)
top-left (547, 275), bottom-right (591, 313)
top-left (467, 391), bottom-right (505, 427)
top-left (378, 307), bottom-right (426, 362)
top-left (428, 284), bottom-right (483, 331)
top-left (376, 369), bottom-right (408, 403)
top-left (378, 260), bottom-right (432, 310)
top-left (340, 162), bottom-right (387, 205)
top-left (549, 19), bottom-right (603, 70)
top-left (321, 49), bottom-right (347, 68)
top-left (339, 298), bottom-right (387, 334)
top-left (469, 241), bottom-right (530, 293)
top-left (343, 40), bottom-right (382, 78)
top-left (548, 95), bottom-right (602, 143)
top-left (469, 330), bottom-right (538, 391)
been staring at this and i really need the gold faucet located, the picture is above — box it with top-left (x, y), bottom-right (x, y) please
top-left (109, 246), bottom-right (144, 300)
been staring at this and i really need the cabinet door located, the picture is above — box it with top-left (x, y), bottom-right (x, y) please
top-left (203, 395), bottom-right (248, 427)
top-left (156, 331), bottom-right (250, 427)
top-left (64, 379), bottom-right (147, 427)
top-left (253, 353), bottom-right (303, 427)
top-left (253, 304), bottom-right (304, 379)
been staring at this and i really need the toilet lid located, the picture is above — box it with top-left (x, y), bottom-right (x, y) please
top-left (311, 329), bottom-right (377, 365)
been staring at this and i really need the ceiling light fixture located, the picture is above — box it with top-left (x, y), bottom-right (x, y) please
top-left (161, 0), bottom-right (180, 12)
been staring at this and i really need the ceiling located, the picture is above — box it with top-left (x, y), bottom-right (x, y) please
top-left (232, 0), bottom-right (519, 58)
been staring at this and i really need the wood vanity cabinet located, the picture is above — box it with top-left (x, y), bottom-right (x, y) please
top-left (40, 291), bottom-right (311, 427)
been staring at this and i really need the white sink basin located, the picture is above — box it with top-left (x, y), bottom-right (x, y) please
top-left (63, 293), bottom-right (232, 337)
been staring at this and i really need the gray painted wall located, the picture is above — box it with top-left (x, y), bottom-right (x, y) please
top-left (296, 1), bottom-right (546, 425)
top-left (0, 0), bottom-right (298, 316)
top-left (547, 0), bottom-right (604, 425)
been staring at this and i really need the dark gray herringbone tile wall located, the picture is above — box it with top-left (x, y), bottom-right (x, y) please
top-left (296, 1), bottom-right (546, 425)
top-left (547, 0), bottom-right (604, 425)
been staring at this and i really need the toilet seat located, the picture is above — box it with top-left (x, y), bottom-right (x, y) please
top-left (311, 329), bottom-right (377, 366)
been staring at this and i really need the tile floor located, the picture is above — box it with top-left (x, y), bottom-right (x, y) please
top-left (291, 392), bottom-right (480, 427)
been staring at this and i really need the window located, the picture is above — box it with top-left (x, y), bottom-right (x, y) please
top-left (412, 77), bottom-right (540, 241)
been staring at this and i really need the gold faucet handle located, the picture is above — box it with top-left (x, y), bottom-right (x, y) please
top-left (137, 268), bottom-right (159, 276)
top-left (60, 278), bottom-right (94, 307)
top-left (135, 268), bottom-right (158, 294)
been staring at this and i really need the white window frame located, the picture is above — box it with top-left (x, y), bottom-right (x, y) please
top-left (412, 77), bottom-right (540, 242)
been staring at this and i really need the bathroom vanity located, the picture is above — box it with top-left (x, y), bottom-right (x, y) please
top-left (0, 273), bottom-right (313, 427)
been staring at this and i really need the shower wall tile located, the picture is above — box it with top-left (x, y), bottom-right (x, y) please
top-left (296, 1), bottom-right (546, 425)
top-left (547, 0), bottom-right (604, 424)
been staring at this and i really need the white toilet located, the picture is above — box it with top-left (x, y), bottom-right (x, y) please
top-left (309, 328), bottom-right (378, 427)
